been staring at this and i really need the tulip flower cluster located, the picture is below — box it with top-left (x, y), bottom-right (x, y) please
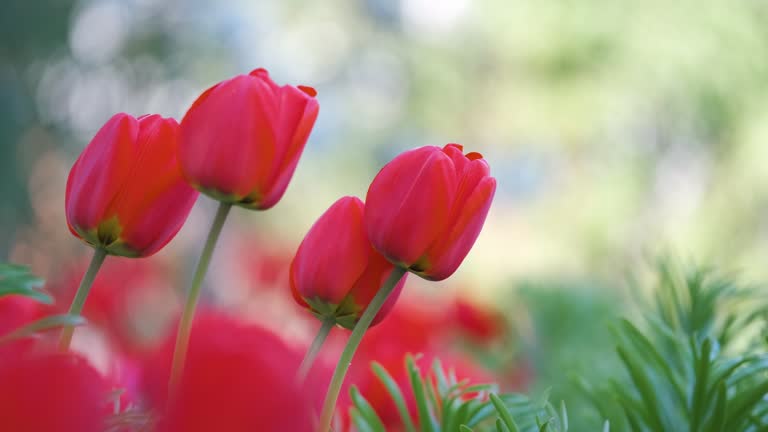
top-left (0, 66), bottom-right (495, 432)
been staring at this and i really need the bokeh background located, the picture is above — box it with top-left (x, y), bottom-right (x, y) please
top-left (3, 0), bottom-right (768, 428)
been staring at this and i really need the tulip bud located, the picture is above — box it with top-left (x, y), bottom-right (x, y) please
top-left (179, 68), bottom-right (319, 210)
top-left (290, 196), bottom-right (407, 329)
top-left (65, 113), bottom-right (199, 257)
top-left (365, 144), bottom-right (496, 281)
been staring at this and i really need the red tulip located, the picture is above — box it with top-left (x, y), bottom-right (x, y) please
top-left (0, 351), bottom-right (110, 432)
top-left (179, 68), bottom-right (319, 210)
top-left (141, 312), bottom-right (317, 432)
top-left (65, 113), bottom-right (199, 257)
top-left (290, 196), bottom-right (407, 329)
top-left (365, 144), bottom-right (496, 281)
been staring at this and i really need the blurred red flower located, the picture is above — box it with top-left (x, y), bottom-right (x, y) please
top-left (141, 312), bottom-right (318, 432)
top-left (0, 295), bottom-right (42, 336)
top-left (235, 236), bottom-right (293, 291)
top-left (291, 196), bottom-right (407, 329)
top-left (0, 350), bottom-right (110, 432)
top-left (65, 113), bottom-right (198, 257)
top-left (49, 256), bottom-right (176, 356)
top-left (451, 297), bottom-right (506, 344)
top-left (365, 144), bottom-right (496, 281)
top-left (0, 295), bottom-right (47, 356)
top-left (179, 68), bottom-right (319, 210)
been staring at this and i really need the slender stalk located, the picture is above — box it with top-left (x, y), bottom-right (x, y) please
top-left (318, 266), bottom-right (407, 431)
top-left (58, 247), bottom-right (107, 351)
top-left (296, 318), bottom-right (336, 383)
top-left (168, 202), bottom-right (232, 398)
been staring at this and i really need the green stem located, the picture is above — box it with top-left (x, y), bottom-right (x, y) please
top-left (168, 202), bottom-right (232, 398)
top-left (58, 247), bottom-right (107, 351)
top-left (318, 266), bottom-right (407, 431)
top-left (296, 318), bottom-right (335, 383)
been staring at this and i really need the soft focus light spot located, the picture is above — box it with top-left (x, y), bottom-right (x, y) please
top-left (343, 49), bottom-right (408, 132)
top-left (36, 60), bottom-right (79, 126)
top-left (652, 143), bottom-right (710, 224)
top-left (67, 67), bottom-right (129, 137)
top-left (69, 0), bottom-right (127, 64)
top-left (401, 0), bottom-right (471, 36)
top-left (261, 20), bottom-right (351, 82)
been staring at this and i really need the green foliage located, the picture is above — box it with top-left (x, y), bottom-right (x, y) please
top-left (0, 262), bottom-right (51, 304)
top-left (352, 261), bottom-right (768, 432)
top-left (584, 260), bottom-right (768, 431)
top-left (349, 354), bottom-right (568, 432)
top-left (514, 280), bottom-right (621, 430)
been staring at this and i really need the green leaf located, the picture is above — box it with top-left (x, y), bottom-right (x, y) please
top-left (350, 408), bottom-right (375, 432)
top-left (490, 393), bottom-right (520, 432)
top-left (618, 318), bottom-right (687, 407)
top-left (0, 314), bottom-right (87, 344)
top-left (690, 338), bottom-right (712, 432)
top-left (0, 263), bottom-right (51, 304)
top-left (371, 362), bottom-right (417, 432)
top-left (432, 358), bottom-right (449, 394)
top-left (425, 370), bottom-right (442, 420)
top-left (459, 425), bottom-right (474, 432)
top-left (406, 355), bottom-right (436, 432)
top-left (706, 382), bottom-right (727, 432)
top-left (615, 345), bottom-right (667, 431)
top-left (441, 396), bottom-right (463, 431)
top-left (496, 418), bottom-right (506, 432)
top-left (349, 386), bottom-right (386, 432)
top-left (559, 400), bottom-right (569, 431)
top-left (723, 379), bottom-right (768, 430)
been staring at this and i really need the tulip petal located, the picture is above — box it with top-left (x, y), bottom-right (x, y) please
top-left (256, 84), bottom-right (319, 209)
top-left (65, 114), bottom-right (137, 233)
top-left (345, 253), bottom-right (407, 328)
top-left (103, 116), bottom-right (198, 256)
top-left (442, 143), bottom-right (470, 176)
top-left (365, 146), bottom-right (457, 266)
top-left (179, 75), bottom-right (279, 200)
top-left (290, 197), bottom-right (370, 307)
top-left (420, 175), bottom-right (496, 280)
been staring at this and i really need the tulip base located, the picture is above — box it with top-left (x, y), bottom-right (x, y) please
top-left (58, 247), bottom-right (108, 351)
top-left (168, 202), bottom-right (232, 399)
top-left (317, 266), bottom-right (408, 431)
top-left (296, 318), bottom-right (335, 383)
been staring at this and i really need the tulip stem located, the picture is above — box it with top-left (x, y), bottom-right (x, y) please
top-left (58, 247), bottom-right (107, 351)
top-left (168, 202), bottom-right (232, 399)
top-left (318, 266), bottom-right (407, 431)
top-left (296, 318), bottom-right (335, 383)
